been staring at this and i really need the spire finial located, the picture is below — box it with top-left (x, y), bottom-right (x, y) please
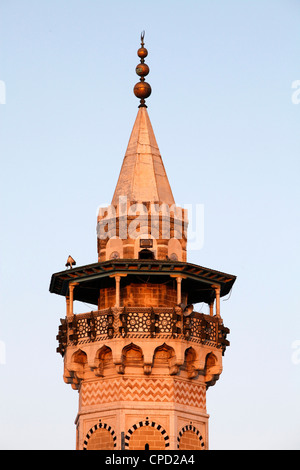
top-left (133, 31), bottom-right (151, 108)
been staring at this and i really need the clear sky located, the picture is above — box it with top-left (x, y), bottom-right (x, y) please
top-left (0, 0), bottom-right (299, 450)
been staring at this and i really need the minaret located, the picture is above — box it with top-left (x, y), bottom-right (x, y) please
top-left (50, 33), bottom-right (236, 451)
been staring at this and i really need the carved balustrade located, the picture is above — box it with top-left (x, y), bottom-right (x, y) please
top-left (56, 307), bottom-right (230, 357)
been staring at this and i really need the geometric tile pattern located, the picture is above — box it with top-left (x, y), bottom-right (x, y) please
top-left (174, 381), bottom-right (206, 410)
top-left (59, 309), bottom-right (228, 353)
top-left (81, 377), bottom-right (206, 410)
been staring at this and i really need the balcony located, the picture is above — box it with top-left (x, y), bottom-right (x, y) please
top-left (56, 307), bottom-right (230, 357)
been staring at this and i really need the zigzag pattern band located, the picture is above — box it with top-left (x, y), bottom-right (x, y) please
top-left (81, 377), bottom-right (206, 409)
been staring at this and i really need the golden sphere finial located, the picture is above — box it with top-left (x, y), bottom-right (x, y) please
top-left (134, 31), bottom-right (151, 107)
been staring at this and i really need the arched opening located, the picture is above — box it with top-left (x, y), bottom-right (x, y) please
top-left (94, 345), bottom-right (114, 377)
top-left (125, 421), bottom-right (169, 450)
top-left (122, 343), bottom-right (144, 374)
top-left (177, 425), bottom-right (205, 450)
top-left (69, 349), bottom-right (89, 386)
top-left (83, 422), bottom-right (117, 450)
top-left (204, 352), bottom-right (221, 388)
top-left (134, 235), bottom-right (157, 259)
top-left (138, 248), bottom-right (154, 259)
top-left (182, 347), bottom-right (198, 378)
top-left (205, 352), bottom-right (217, 369)
top-left (152, 344), bottom-right (177, 374)
top-left (72, 349), bottom-right (88, 365)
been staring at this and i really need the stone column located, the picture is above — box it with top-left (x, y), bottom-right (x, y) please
top-left (66, 295), bottom-right (70, 317)
top-left (109, 273), bottom-right (127, 308)
top-left (176, 277), bottom-right (182, 305)
top-left (115, 275), bottom-right (121, 308)
top-left (170, 275), bottom-right (186, 306)
top-left (212, 285), bottom-right (221, 318)
top-left (68, 283), bottom-right (79, 318)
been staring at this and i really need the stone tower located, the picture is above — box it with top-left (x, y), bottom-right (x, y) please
top-left (50, 33), bottom-right (236, 451)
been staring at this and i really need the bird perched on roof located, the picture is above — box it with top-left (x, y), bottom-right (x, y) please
top-left (65, 255), bottom-right (76, 269)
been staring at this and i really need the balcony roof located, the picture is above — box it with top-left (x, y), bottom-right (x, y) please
top-left (49, 259), bottom-right (236, 306)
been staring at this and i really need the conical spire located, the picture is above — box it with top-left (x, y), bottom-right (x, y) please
top-left (112, 106), bottom-right (175, 205)
top-left (111, 33), bottom-right (175, 206)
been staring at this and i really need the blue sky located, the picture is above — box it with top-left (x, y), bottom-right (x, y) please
top-left (0, 0), bottom-right (299, 449)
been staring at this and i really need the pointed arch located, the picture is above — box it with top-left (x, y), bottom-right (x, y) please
top-left (182, 347), bottom-right (198, 378)
top-left (152, 343), bottom-right (177, 374)
top-left (69, 349), bottom-right (88, 383)
top-left (93, 345), bottom-right (114, 377)
top-left (71, 349), bottom-right (88, 368)
top-left (204, 352), bottom-right (222, 388)
top-left (122, 343), bottom-right (144, 369)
